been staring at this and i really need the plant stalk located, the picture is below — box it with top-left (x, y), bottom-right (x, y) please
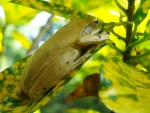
top-left (123, 0), bottom-right (135, 62)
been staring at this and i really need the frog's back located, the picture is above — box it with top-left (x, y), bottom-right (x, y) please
top-left (26, 16), bottom-right (95, 70)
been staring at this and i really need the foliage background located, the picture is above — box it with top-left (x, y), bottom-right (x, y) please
top-left (0, 0), bottom-right (150, 113)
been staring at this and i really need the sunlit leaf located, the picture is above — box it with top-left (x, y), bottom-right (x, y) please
top-left (0, 1), bottom-right (38, 25)
top-left (12, 30), bottom-right (31, 50)
top-left (99, 57), bottom-right (150, 113)
top-left (10, 0), bottom-right (89, 19)
top-left (42, 0), bottom-right (117, 23)
top-left (50, 0), bottom-right (110, 13)
top-left (140, 51), bottom-right (150, 72)
top-left (0, 55), bottom-right (56, 113)
top-left (128, 19), bottom-right (150, 46)
top-left (0, 56), bottom-right (30, 101)
top-left (133, 0), bottom-right (150, 25)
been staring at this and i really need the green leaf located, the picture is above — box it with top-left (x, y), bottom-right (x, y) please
top-left (128, 19), bottom-right (150, 47)
top-left (133, 0), bottom-right (150, 25)
top-left (140, 51), bottom-right (150, 72)
top-left (99, 57), bottom-right (150, 113)
top-left (10, 0), bottom-right (90, 19)
top-left (143, 19), bottom-right (150, 41)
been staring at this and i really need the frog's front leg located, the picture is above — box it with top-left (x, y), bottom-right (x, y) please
top-left (77, 31), bottom-right (109, 46)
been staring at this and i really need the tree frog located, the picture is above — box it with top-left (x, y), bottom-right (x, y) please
top-left (16, 16), bottom-right (109, 100)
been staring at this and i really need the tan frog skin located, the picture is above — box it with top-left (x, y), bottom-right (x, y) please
top-left (16, 16), bottom-right (109, 99)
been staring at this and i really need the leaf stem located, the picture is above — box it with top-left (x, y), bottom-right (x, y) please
top-left (128, 25), bottom-right (143, 47)
top-left (113, 44), bottom-right (124, 54)
top-left (111, 30), bottom-right (125, 42)
top-left (129, 51), bottom-right (150, 59)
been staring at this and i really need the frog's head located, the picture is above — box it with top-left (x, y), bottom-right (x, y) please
top-left (78, 16), bottom-right (109, 54)
top-left (81, 16), bottom-right (109, 36)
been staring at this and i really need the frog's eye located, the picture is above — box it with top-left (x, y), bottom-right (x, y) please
top-left (94, 20), bottom-right (99, 24)
top-left (92, 19), bottom-right (100, 29)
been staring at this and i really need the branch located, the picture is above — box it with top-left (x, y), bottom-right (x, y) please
top-left (125, 0), bottom-right (135, 47)
top-left (123, 0), bottom-right (135, 62)
top-left (26, 15), bottom-right (54, 56)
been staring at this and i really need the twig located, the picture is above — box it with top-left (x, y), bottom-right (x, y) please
top-left (26, 15), bottom-right (54, 56)
top-left (123, 0), bottom-right (135, 62)
top-left (129, 51), bottom-right (150, 59)
top-left (125, 0), bottom-right (135, 47)
top-left (111, 30), bottom-right (125, 42)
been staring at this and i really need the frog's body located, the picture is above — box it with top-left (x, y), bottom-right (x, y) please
top-left (16, 16), bottom-right (109, 99)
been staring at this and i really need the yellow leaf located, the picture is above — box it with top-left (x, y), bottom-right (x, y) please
top-left (12, 30), bottom-right (31, 49)
top-left (0, 1), bottom-right (38, 25)
top-left (10, 0), bottom-right (89, 19)
top-left (100, 57), bottom-right (150, 113)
